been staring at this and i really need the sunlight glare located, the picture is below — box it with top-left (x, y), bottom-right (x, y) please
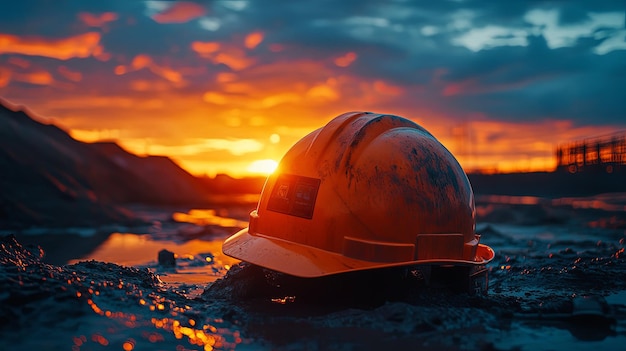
top-left (247, 159), bottom-right (278, 175)
top-left (269, 133), bottom-right (280, 144)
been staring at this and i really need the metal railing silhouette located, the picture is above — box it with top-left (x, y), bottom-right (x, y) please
top-left (556, 131), bottom-right (626, 173)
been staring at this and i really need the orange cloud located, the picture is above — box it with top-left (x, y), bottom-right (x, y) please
top-left (114, 55), bottom-right (149, 75)
top-left (442, 80), bottom-right (470, 96)
top-left (114, 54), bottom-right (184, 83)
top-left (58, 66), bottom-right (82, 82)
top-left (197, 60), bottom-right (359, 114)
top-left (78, 12), bottom-right (118, 28)
top-left (0, 68), bottom-right (10, 87)
top-left (222, 82), bottom-right (254, 93)
top-left (245, 31), bottom-right (264, 50)
top-left (146, 138), bottom-right (264, 156)
top-left (7, 41), bottom-right (617, 179)
top-left (14, 70), bottom-right (54, 85)
top-left (373, 80), bottom-right (404, 96)
top-left (151, 65), bottom-right (183, 83)
top-left (191, 41), bottom-right (220, 56)
top-left (260, 92), bottom-right (302, 108)
top-left (213, 51), bottom-right (255, 71)
top-left (334, 52), bottom-right (357, 67)
top-left (269, 44), bottom-right (284, 52)
top-left (132, 54), bottom-right (152, 69)
top-left (69, 128), bottom-right (121, 142)
top-left (202, 91), bottom-right (229, 105)
top-left (0, 32), bottom-right (103, 60)
top-left (216, 72), bottom-right (237, 83)
top-left (152, 1), bottom-right (206, 24)
top-left (191, 41), bottom-right (255, 71)
top-left (306, 83), bottom-right (340, 101)
top-left (130, 80), bottom-right (173, 92)
top-left (113, 65), bottom-right (125, 75)
top-left (8, 56), bottom-right (30, 69)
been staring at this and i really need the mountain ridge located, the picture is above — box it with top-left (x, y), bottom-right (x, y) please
top-left (0, 101), bottom-right (212, 229)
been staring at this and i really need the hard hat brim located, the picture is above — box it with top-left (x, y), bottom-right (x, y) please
top-left (223, 228), bottom-right (495, 278)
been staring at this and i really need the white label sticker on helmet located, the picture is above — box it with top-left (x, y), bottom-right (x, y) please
top-left (267, 174), bottom-right (321, 219)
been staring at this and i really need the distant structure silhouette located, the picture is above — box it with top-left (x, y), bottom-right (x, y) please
top-left (556, 131), bottom-right (626, 174)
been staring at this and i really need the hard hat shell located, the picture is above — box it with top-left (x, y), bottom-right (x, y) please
top-left (223, 112), bottom-right (494, 278)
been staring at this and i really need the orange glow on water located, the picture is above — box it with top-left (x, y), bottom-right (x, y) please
top-left (149, 317), bottom-right (242, 350)
top-left (84, 290), bottom-right (243, 349)
top-left (69, 232), bottom-right (240, 278)
top-left (171, 209), bottom-right (248, 227)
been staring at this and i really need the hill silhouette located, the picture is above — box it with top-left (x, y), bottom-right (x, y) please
top-left (0, 101), bottom-right (213, 229)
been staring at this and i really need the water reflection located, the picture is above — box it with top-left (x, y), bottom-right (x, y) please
top-left (477, 193), bottom-right (626, 211)
top-left (477, 195), bottom-right (543, 205)
top-left (70, 233), bottom-right (239, 286)
top-left (149, 317), bottom-right (242, 350)
top-left (77, 279), bottom-right (244, 350)
top-left (172, 209), bottom-right (249, 228)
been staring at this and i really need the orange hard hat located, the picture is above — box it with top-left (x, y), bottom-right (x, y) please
top-left (223, 112), bottom-right (494, 278)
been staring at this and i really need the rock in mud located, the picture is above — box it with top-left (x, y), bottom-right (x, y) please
top-left (158, 249), bottom-right (176, 267)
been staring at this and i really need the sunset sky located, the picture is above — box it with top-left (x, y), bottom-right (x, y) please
top-left (1, 1), bottom-right (625, 177)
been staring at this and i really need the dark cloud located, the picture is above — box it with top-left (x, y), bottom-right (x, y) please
top-left (435, 32), bottom-right (626, 124)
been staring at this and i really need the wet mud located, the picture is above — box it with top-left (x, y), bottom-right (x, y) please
top-left (1, 197), bottom-right (626, 350)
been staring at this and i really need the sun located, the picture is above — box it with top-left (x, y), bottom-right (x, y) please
top-left (246, 159), bottom-right (278, 175)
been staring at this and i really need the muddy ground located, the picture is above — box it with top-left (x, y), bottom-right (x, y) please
top-left (1, 196), bottom-right (625, 350)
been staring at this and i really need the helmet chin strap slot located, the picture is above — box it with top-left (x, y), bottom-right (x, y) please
top-left (343, 236), bottom-right (415, 263)
top-left (415, 234), bottom-right (465, 261)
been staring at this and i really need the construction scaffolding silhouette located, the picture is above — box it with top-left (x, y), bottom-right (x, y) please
top-left (556, 131), bottom-right (626, 173)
